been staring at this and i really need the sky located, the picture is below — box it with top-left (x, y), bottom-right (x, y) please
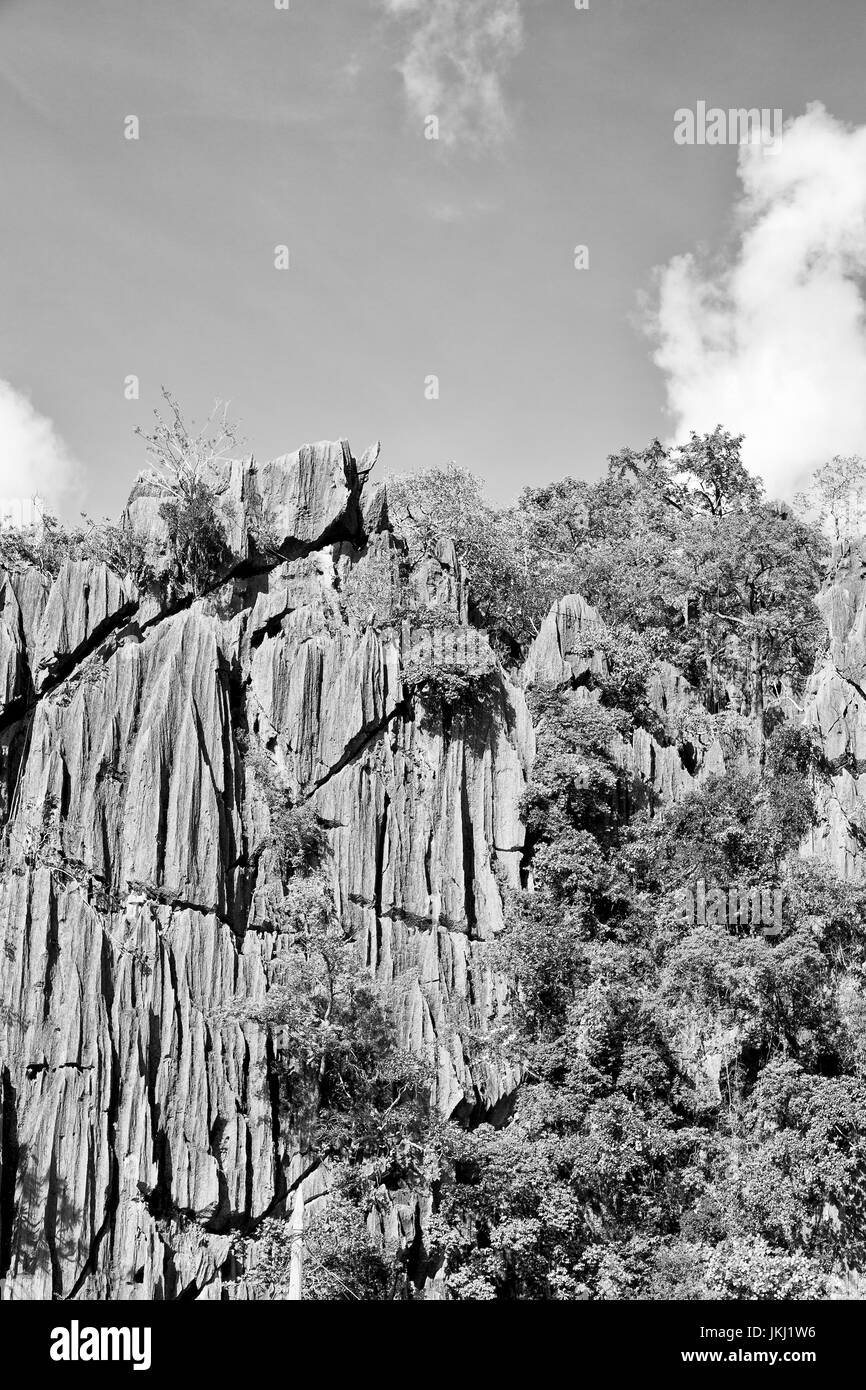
top-left (1, 0), bottom-right (866, 518)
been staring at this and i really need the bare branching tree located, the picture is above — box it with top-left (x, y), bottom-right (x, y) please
top-left (795, 454), bottom-right (866, 545)
top-left (135, 388), bottom-right (243, 595)
top-left (134, 387), bottom-right (244, 500)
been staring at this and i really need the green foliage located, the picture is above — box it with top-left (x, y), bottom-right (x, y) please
top-left (158, 485), bottom-right (232, 597)
top-left (270, 798), bottom-right (325, 885)
top-left (387, 431), bottom-right (829, 731)
top-left (341, 545), bottom-right (407, 629)
top-left (340, 545), bottom-right (481, 676)
top-left (701, 1238), bottom-right (829, 1301)
top-left (423, 620), bottom-right (866, 1299)
top-left (519, 430), bottom-right (827, 725)
top-left (573, 1235), bottom-right (828, 1300)
top-left (245, 491), bottom-right (283, 559)
top-left (402, 640), bottom-right (497, 707)
top-left (230, 899), bottom-right (433, 1294)
top-left (0, 392), bottom-right (241, 598)
top-left (242, 737), bottom-right (325, 873)
top-left (0, 515), bottom-right (75, 578)
top-left (300, 1200), bottom-right (393, 1300)
top-left (239, 904), bottom-right (429, 1176)
top-left (572, 621), bottom-right (663, 722)
top-left (220, 430), bottom-right (856, 1301)
top-left (521, 682), bottom-right (625, 855)
top-left (387, 465), bottom-right (535, 645)
top-left (0, 513), bottom-right (157, 586)
top-left (794, 453), bottom-right (866, 544)
top-left (231, 1199), bottom-right (391, 1301)
top-left (635, 754), bottom-right (817, 890)
top-left (136, 388), bottom-right (239, 595)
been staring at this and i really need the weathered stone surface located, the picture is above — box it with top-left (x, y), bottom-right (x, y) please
top-left (410, 540), bottom-right (469, 622)
top-left (0, 871), bottom-right (279, 1299)
top-left (522, 593), bottom-right (607, 689)
top-left (11, 606), bottom-right (242, 921)
top-left (314, 671), bottom-right (530, 1118)
top-left (802, 540), bottom-right (866, 878)
top-left (0, 567), bottom-right (50, 716)
top-left (360, 480), bottom-right (390, 537)
top-left (123, 439), bottom-right (364, 568)
top-left (34, 559), bottom-right (137, 691)
top-left (250, 440), bottom-right (363, 552)
top-left (0, 442), bottom-right (530, 1299)
top-left (358, 441), bottom-right (381, 477)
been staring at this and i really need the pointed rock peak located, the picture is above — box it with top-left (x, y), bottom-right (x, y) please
top-left (359, 441), bottom-right (381, 477)
top-left (521, 593), bottom-right (607, 690)
top-left (360, 480), bottom-right (391, 537)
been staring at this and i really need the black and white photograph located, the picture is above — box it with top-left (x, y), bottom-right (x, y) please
top-left (1, 0), bottom-right (866, 1363)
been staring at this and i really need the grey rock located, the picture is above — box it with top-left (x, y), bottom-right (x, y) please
top-left (34, 559), bottom-right (137, 691)
top-left (802, 539), bottom-right (866, 877)
top-left (0, 442), bottom-right (527, 1298)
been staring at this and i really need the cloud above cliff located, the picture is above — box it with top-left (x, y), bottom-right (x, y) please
top-left (379, 0), bottom-right (524, 150)
top-left (0, 380), bottom-right (81, 510)
top-left (648, 103), bottom-right (866, 499)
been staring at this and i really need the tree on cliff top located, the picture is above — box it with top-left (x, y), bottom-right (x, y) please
top-left (135, 388), bottom-right (241, 595)
top-left (135, 387), bottom-right (242, 493)
top-left (387, 464), bottom-right (589, 651)
top-left (794, 453), bottom-right (866, 544)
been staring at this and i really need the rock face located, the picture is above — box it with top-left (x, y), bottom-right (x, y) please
top-left (0, 566), bottom-right (49, 715)
top-left (34, 559), bottom-right (137, 692)
top-left (122, 439), bottom-right (364, 563)
top-left (802, 540), bottom-right (866, 878)
top-left (0, 444), bottom-right (530, 1300)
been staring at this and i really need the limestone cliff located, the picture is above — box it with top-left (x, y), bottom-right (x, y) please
top-left (0, 443), bottom-right (533, 1300)
top-left (802, 539), bottom-right (866, 878)
top-left (0, 445), bottom-right (855, 1301)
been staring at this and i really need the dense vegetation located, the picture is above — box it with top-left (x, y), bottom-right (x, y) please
top-left (389, 428), bottom-right (827, 731)
top-left (267, 431), bottom-right (866, 1300)
top-left (433, 705), bottom-right (866, 1300)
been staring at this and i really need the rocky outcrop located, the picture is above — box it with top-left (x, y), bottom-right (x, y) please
top-left (523, 592), bottom-right (726, 811)
top-left (34, 559), bottom-right (137, 692)
top-left (521, 593), bottom-right (606, 690)
top-left (122, 439), bottom-right (366, 564)
top-left (0, 444), bottom-right (530, 1300)
top-left (802, 540), bottom-right (866, 878)
top-left (0, 567), bottom-right (50, 716)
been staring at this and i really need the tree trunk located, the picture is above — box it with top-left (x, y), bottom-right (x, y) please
top-left (703, 627), bottom-right (715, 712)
top-left (288, 1186), bottom-right (305, 1300)
top-left (750, 630), bottom-right (765, 741)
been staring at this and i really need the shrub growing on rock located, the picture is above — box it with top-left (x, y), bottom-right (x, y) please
top-left (341, 545), bottom-right (407, 629)
top-left (136, 388), bottom-right (239, 595)
top-left (402, 630), bottom-right (497, 706)
top-left (0, 513), bottom-right (157, 586)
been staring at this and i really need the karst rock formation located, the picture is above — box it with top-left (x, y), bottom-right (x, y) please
top-left (0, 444), bottom-right (857, 1299)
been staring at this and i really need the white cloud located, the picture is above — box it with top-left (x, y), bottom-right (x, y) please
top-left (0, 380), bottom-right (81, 512)
top-left (648, 103), bottom-right (866, 498)
top-left (379, 0), bottom-right (524, 151)
top-left (428, 194), bottom-right (498, 223)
